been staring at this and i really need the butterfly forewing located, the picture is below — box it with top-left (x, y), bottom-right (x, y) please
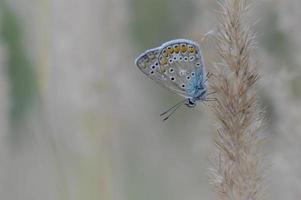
top-left (135, 39), bottom-right (205, 98)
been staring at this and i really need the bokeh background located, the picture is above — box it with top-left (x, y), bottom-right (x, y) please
top-left (0, 0), bottom-right (300, 199)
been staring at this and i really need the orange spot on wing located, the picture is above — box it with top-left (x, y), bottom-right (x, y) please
top-left (162, 49), bottom-right (168, 57)
top-left (159, 56), bottom-right (168, 65)
top-left (174, 44), bottom-right (180, 53)
top-left (180, 44), bottom-right (187, 53)
top-left (188, 45), bottom-right (195, 53)
top-left (167, 46), bottom-right (174, 54)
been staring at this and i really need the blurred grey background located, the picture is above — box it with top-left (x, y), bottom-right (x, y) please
top-left (0, 0), bottom-right (300, 199)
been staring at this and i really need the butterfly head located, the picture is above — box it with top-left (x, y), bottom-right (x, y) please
top-left (185, 98), bottom-right (196, 108)
top-left (185, 88), bottom-right (207, 108)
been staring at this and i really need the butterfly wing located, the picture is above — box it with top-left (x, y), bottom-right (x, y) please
top-left (135, 46), bottom-right (188, 97)
top-left (135, 39), bottom-right (205, 98)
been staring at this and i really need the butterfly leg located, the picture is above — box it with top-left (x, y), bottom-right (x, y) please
top-left (203, 72), bottom-right (213, 84)
top-left (204, 97), bottom-right (218, 102)
top-left (206, 72), bottom-right (213, 78)
top-left (201, 99), bottom-right (216, 108)
top-left (207, 91), bottom-right (217, 96)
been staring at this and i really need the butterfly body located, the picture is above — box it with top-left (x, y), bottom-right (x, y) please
top-left (135, 39), bottom-right (207, 108)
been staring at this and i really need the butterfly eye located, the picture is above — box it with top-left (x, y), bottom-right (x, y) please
top-left (186, 76), bottom-right (191, 80)
top-left (191, 72), bottom-right (195, 76)
top-left (181, 84), bottom-right (186, 88)
top-left (179, 57), bottom-right (183, 61)
top-left (184, 57), bottom-right (188, 61)
top-left (196, 62), bottom-right (201, 67)
top-left (150, 70), bottom-right (155, 75)
top-left (155, 62), bottom-right (159, 66)
top-left (168, 59), bottom-right (173, 63)
top-left (169, 68), bottom-right (174, 73)
top-left (151, 65), bottom-right (156, 69)
top-left (189, 56), bottom-right (195, 61)
top-left (170, 76), bottom-right (175, 81)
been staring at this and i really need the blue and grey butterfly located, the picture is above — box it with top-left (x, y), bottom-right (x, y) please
top-left (135, 39), bottom-right (210, 121)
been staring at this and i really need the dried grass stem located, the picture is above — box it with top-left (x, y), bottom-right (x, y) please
top-left (209, 0), bottom-right (266, 200)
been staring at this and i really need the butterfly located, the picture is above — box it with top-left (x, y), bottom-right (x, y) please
top-left (135, 39), bottom-right (209, 121)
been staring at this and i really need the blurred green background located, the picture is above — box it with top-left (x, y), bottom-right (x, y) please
top-left (0, 0), bottom-right (300, 199)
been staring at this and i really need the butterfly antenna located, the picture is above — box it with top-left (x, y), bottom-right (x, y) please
top-left (160, 99), bottom-right (186, 121)
top-left (160, 99), bottom-right (186, 116)
top-left (162, 103), bottom-right (184, 122)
